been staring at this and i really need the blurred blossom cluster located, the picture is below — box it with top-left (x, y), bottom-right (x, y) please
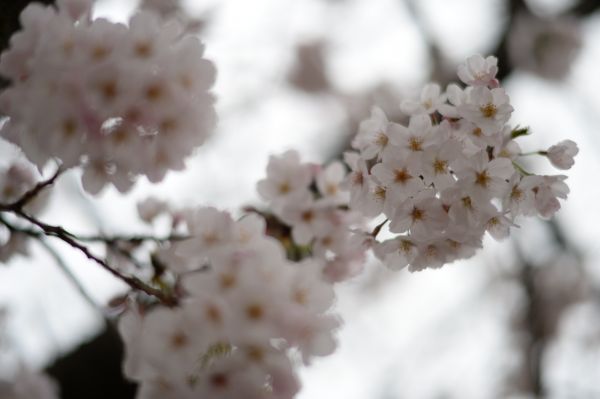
top-left (0, 159), bottom-right (49, 262)
top-left (508, 13), bottom-right (582, 80)
top-left (0, 310), bottom-right (58, 399)
top-left (119, 203), bottom-right (342, 398)
top-left (0, 0), bottom-right (216, 194)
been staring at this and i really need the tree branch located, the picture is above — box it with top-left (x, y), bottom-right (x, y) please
top-left (0, 167), bottom-right (63, 212)
top-left (38, 238), bottom-right (107, 318)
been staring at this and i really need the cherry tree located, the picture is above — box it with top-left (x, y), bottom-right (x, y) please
top-left (0, 0), bottom-right (580, 398)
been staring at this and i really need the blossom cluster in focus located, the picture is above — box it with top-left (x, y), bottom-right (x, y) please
top-left (257, 151), bottom-right (369, 282)
top-left (345, 54), bottom-right (578, 271)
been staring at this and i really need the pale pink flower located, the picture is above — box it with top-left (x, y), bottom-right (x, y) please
top-left (279, 196), bottom-right (329, 246)
top-left (351, 106), bottom-right (391, 160)
top-left (438, 83), bottom-right (466, 118)
top-left (457, 54), bottom-right (499, 87)
top-left (342, 152), bottom-right (374, 215)
top-left (502, 174), bottom-right (541, 217)
top-left (374, 236), bottom-right (418, 271)
top-left (177, 207), bottom-right (235, 259)
top-left (452, 151), bottom-right (515, 201)
top-left (420, 139), bottom-right (462, 191)
top-left (371, 153), bottom-right (425, 206)
top-left (316, 160), bottom-right (349, 205)
top-left (256, 150), bottom-right (312, 206)
top-left (458, 87), bottom-right (513, 136)
top-left (400, 83), bottom-right (446, 115)
top-left (389, 189), bottom-right (448, 240)
top-left (137, 197), bottom-right (168, 223)
top-left (546, 139), bottom-right (578, 170)
top-left (387, 114), bottom-right (436, 171)
top-left (533, 175), bottom-right (570, 219)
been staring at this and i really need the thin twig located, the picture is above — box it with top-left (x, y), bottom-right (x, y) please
top-left (0, 169), bottom-right (181, 305)
top-left (0, 167), bottom-right (63, 212)
top-left (13, 209), bottom-right (178, 306)
top-left (76, 232), bottom-right (189, 244)
top-left (371, 219), bottom-right (389, 238)
top-left (0, 215), bottom-right (187, 244)
top-left (38, 239), bottom-right (106, 319)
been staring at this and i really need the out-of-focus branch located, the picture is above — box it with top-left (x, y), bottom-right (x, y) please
top-left (402, 0), bottom-right (453, 84)
top-left (0, 171), bottom-right (179, 306)
top-left (513, 241), bottom-right (545, 397)
top-left (0, 167), bottom-right (62, 212)
top-left (11, 209), bottom-right (179, 306)
top-left (568, 0), bottom-right (600, 17)
top-left (38, 239), bottom-right (106, 319)
top-left (492, 0), bottom-right (528, 82)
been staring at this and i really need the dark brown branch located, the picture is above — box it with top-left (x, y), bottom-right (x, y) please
top-left (76, 232), bottom-right (189, 244)
top-left (567, 0), bottom-right (600, 16)
top-left (0, 167), bottom-right (63, 212)
top-left (12, 208), bottom-right (178, 306)
top-left (370, 219), bottom-right (389, 238)
top-left (38, 238), bottom-right (107, 318)
top-left (0, 216), bottom-right (187, 245)
top-left (515, 245), bottom-right (545, 397)
top-left (0, 168), bottom-right (184, 305)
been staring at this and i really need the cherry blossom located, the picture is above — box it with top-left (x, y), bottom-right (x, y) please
top-left (546, 139), bottom-right (579, 170)
top-left (457, 54), bottom-right (499, 87)
top-left (0, 0), bottom-right (216, 194)
top-left (0, 7), bottom-right (582, 393)
top-left (342, 54), bottom-right (577, 272)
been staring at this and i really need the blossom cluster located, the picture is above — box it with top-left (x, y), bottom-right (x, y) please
top-left (0, 1), bottom-right (581, 392)
top-left (257, 151), bottom-right (369, 282)
top-left (0, 0), bottom-right (216, 194)
top-left (0, 310), bottom-right (58, 399)
top-left (0, 159), bottom-right (48, 262)
top-left (345, 55), bottom-right (578, 271)
top-left (119, 204), bottom-right (340, 399)
top-left (0, 367), bottom-right (58, 399)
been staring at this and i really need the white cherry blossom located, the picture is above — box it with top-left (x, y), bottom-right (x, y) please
top-left (457, 54), bottom-right (499, 87)
top-left (400, 83), bottom-right (447, 115)
top-left (351, 106), bottom-right (391, 160)
top-left (546, 139), bottom-right (579, 170)
top-left (457, 87), bottom-right (513, 135)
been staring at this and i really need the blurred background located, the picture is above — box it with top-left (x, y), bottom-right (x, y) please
top-left (1, 0), bottom-right (600, 397)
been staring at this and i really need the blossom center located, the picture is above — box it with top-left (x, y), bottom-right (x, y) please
top-left (375, 132), bottom-right (388, 147)
top-left (475, 171), bottom-right (490, 187)
top-left (210, 373), bottom-right (229, 389)
top-left (511, 186), bottom-right (523, 202)
top-left (394, 168), bottom-right (412, 184)
top-left (461, 196), bottom-right (473, 209)
top-left (408, 137), bottom-right (423, 152)
top-left (433, 159), bottom-right (447, 174)
top-left (301, 210), bottom-right (314, 222)
top-left (170, 331), bottom-right (188, 349)
top-left (278, 181), bottom-right (291, 194)
top-left (374, 186), bottom-right (386, 200)
top-left (480, 104), bottom-right (497, 118)
top-left (352, 171), bottom-right (364, 186)
top-left (411, 207), bottom-right (424, 222)
top-left (246, 303), bottom-right (264, 320)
